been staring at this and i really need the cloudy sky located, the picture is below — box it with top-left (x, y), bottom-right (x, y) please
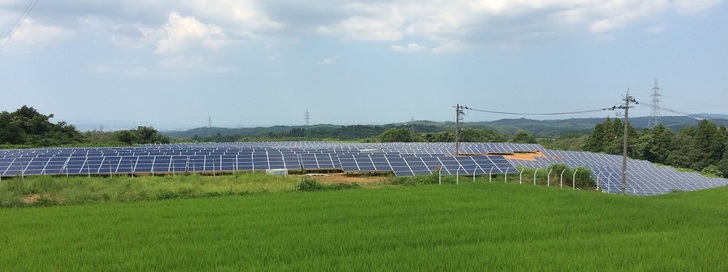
top-left (1, 0), bottom-right (726, 130)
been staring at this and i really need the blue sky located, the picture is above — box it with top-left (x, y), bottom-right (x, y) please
top-left (1, 0), bottom-right (726, 130)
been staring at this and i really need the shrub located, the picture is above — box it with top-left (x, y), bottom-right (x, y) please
top-left (295, 178), bottom-right (324, 192)
top-left (295, 178), bottom-right (362, 192)
top-left (328, 182), bottom-right (361, 190)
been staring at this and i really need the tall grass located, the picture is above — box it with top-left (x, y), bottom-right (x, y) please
top-left (0, 172), bottom-right (298, 207)
top-left (1, 182), bottom-right (726, 271)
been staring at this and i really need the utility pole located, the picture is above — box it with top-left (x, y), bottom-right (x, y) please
top-left (455, 104), bottom-right (465, 156)
top-left (621, 91), bottom-right (636, 195)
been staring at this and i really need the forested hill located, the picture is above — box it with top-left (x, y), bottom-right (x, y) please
top-left (163, 116), bottom-right (728, 140)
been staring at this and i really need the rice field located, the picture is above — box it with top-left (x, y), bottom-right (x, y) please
top-left (1, 180), bottom-right (727, 271)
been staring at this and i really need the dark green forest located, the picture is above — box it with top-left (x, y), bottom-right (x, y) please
top-left (583, 118), bottom-right (728, 178)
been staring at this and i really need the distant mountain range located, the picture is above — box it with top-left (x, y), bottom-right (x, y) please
top-left (163, 115), bottom-right (728, 139)
top-left (690, 113), bottom-right (728, 120)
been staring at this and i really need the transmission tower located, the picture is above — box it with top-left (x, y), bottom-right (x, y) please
top-left (648, 79), bottom-right (661, 129)
top-left (304, 109), bottom-right (311, 126)
top-left (208, 116), bottom-right (213, 137)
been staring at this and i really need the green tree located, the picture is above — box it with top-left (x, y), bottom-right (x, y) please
top-left (458, 128), bottom-right (508, 142)
top-left (0, 106), bottom-right (83, 146)
top-left (583, 122), bottom-right (606, 152)
top-left (667, 127), bottom-right (695, 169)
top-left (691, 120), bottom-right (718, 170)
top-left (115, 130), bottom-right (137, 145)
top-left (510, 131), bottom-right (537, 143)
top-left (636, 125), bottom-right (673, 164)
top-left (429, 131), bottom-right (454, 142)
top-left (718, 158), bottom-right (728, 178)
top-left (113, 126), bottom-right (170, 145)
top-left (583, 118), bottom-right (636, 155)
top-left (134, 126), bottom-right (170, 144)
top-left (378, 128), bottom-right (422, 142)
top-left (541, 134), bottom-right (587, 151)
top-left (712, 125), bottom-right (728, 164)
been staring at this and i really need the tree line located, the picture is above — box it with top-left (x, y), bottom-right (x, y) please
top-left (583, 118), bottom-right (728, 178)
top-left (191, 126), bottom-right (538, 144)
top-left (0, 106), bottom-right (169, 147)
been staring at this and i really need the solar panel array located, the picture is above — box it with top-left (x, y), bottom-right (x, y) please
top-left (2, 142), bottom-right (727, 195)
top-left (508, 150), bottom-right (728, 196)
top-left (0, 142), bottom-right (523, 178)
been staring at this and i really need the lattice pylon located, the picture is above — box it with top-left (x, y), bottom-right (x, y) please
top-left (648, 79), bottom-right (661, 129)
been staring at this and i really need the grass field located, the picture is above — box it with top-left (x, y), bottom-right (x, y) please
top-left (1, 180), bottom-right (727, 271)
top-left (0, 172), bottom-right (301, 207)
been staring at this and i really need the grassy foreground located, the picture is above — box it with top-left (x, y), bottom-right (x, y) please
top-left (1, 181), bottom-right (727, 271)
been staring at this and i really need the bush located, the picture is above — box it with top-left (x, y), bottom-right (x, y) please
top-left (389, 175), bottom-right (438, 186)
top-left (700, 165), bottom-right (722, 178)
top-left (295, 178), bottom-right (361, 192)
top-left (295, 178), bottom-right (325, 192)
top-left (328, 182), bottom-right (361, 190)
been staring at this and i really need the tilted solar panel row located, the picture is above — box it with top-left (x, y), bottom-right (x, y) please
top-left (507, 149), bottom-right (728, 196)
top-left (4, 142), bottom-right (728, 196)
top-left (1, 149), bottom-right (520, 178)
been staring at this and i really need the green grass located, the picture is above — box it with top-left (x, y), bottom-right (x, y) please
top-left (0, 172), bottom-right (300, 207)
top-left (1, 181), bottom-right (727, 271)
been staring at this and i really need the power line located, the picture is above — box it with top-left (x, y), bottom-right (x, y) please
top-left (462, 106), bottom-right (611, 116)
top-left (637, 103), bottom-right (710, 120)
top-left (0, 0), bottom-right (39, 53)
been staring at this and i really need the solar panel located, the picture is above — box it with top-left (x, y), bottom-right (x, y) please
top-left (405, 157), bottom-right (433, 175)
top-left (2, 142), bottom-right (727, 196)
top-left (338, 155), bottom-right (359, 172)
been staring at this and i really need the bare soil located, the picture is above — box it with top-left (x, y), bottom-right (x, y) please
top-left (22, 194), bottom-right (63, 204)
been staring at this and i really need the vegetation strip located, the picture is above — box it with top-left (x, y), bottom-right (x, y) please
top-left (0, 165), bottom-right (595, 207)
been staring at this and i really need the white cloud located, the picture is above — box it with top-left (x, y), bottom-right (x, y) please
top-left (317, 15), bottom-right (404, 41)
top-left (391, 42), bottom-right (426, 52)
top-left (431, 40), bottom-right (467, 54)
top-left (319, 58), bottom-right (334, 65)
top-left (182, 0), bottom-right (284, 31)
top-left (585, 1), bottom-right (667, 33)
top-left (671, 0), bottom-right (723, 14)
top-left (304, 0), bottom-right (721, 50)
top-left (159, 55), bottom-right (238, 72)
top-left (3, 0), bottom-right (723, 55)
top-left (5, 19), bottom-right (71, 46)
top-left (156, 12), bottom-right (227, 54)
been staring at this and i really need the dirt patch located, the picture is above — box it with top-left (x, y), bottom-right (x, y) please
top-left (293, 173), bottom-right (389, 184)
top-left (22, 194), bottom-right (41, 204)
top-left (22, 194), bottom-right (63, 205)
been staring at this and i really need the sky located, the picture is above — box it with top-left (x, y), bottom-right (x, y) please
top-left (1, 0), bottom-right (727, 131)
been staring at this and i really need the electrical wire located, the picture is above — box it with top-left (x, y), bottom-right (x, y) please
top-left (637, 103), bottom-right (711, 119)
top-left (462, 106), bottom-right (613, 116)
top-left (0, 0), bottom-right (39, 53)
